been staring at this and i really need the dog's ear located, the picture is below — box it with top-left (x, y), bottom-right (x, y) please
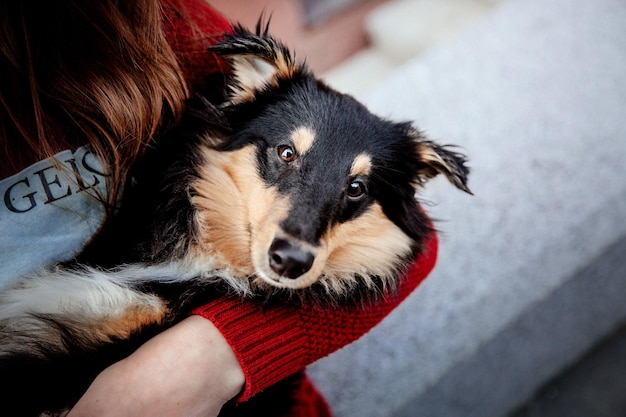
top-left (210, 24), bottom-right (305, 104)
top-left (412, 130), bottom-right (472, 194)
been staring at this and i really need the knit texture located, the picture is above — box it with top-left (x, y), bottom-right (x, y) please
top-left (162, 0), bottom-right (233, 91)
top-left (290, 374), bottom-right (334, 417)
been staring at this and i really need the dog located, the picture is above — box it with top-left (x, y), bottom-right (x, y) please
top-left (0, 25), bottom-right (471, 416)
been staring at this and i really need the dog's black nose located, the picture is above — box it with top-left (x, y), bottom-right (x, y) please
top-left (268, 238), bottom-right (314, 279)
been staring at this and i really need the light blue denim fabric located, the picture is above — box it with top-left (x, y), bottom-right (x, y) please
top-left (0, 147), bottom-right (107, 290)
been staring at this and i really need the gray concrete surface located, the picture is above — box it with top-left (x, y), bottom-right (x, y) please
top-left (308, 0), bottom-right (626, 416)
top-left (511, 304), bottom-right (626, 417)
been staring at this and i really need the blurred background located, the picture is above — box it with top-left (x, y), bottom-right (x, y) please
top-left (210, 0), bottom-right (502, 96)
top-left (207, 1), bottom-right (626, 416)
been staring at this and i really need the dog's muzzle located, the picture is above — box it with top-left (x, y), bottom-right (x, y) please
top-left (268, 238), bottom-right (314, 279)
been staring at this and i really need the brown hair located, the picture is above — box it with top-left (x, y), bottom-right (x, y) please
top-left (0, 0), bottom-right (189, 206)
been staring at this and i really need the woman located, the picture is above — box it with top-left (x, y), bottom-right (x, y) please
top-left (0, 0), bottom-right (438, 416)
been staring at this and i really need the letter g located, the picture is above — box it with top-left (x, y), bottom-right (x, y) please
top-left (4, 177), bottom-right (37, 213)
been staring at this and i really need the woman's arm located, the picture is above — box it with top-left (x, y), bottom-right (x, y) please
top-left (68, 234), bottom-right (436, 416)
top-left (68, 316), bottom-right (244, 417)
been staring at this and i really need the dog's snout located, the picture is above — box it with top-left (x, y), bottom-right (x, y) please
top-left (268, 238), bottom-right (314, 279)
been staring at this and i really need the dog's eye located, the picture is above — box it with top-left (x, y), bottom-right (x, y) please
top-left (346, 179), bottom-right (367, 200)
top-left (277, 145), bottom-right (296, 162)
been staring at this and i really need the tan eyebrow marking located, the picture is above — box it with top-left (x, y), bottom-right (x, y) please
top-left (350, 153), bottom-right (372, 177)
top-left (291, 126), bottom-right (316, 155)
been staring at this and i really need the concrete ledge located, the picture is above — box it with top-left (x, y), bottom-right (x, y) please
top-left (308, 0), bottom-right (626, 416)
top-left (394, 235), bottom-right (626, 417)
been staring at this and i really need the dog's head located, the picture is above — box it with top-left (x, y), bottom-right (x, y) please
top-left (189, 26), bottom-right (471, 300)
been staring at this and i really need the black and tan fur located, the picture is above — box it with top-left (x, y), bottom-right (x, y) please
top-left (0, 26), bottom-right (471, 417)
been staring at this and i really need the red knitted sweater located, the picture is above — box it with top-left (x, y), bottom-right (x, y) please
top-left (163, 1), bottom-right (439, 415)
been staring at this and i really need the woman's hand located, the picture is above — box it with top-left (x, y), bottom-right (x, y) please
top-left (68, 315), bottom-right (245, 417)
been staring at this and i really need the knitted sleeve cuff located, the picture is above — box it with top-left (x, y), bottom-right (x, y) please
top-left (192, 296), bottom-right (311, 401)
